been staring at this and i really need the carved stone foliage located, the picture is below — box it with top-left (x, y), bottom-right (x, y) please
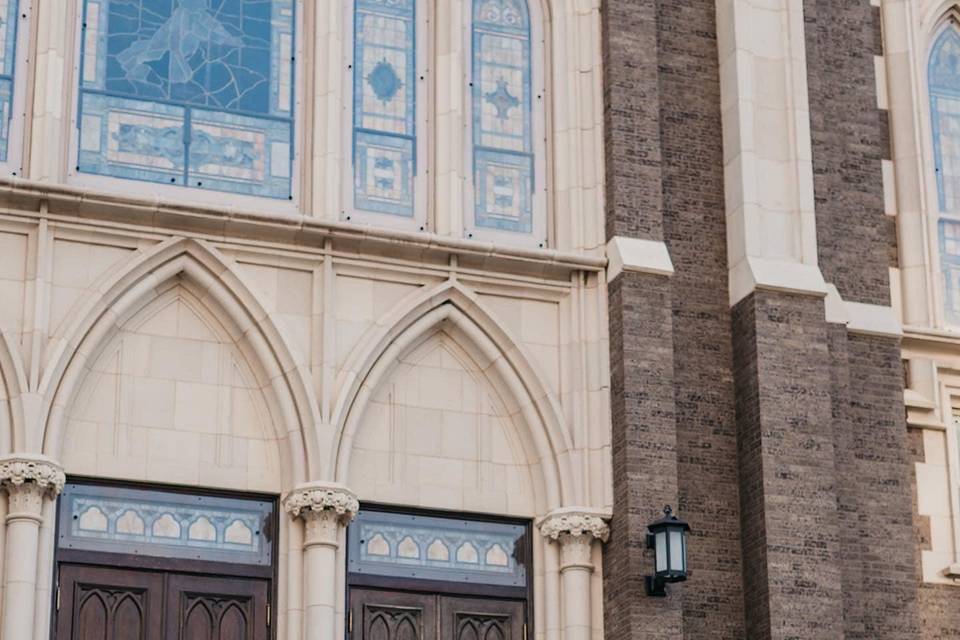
top-left (282, 482), bottom-right (360, 520)
top-left (538, 509), bottom-right (610, 543)
top-left (538, 508), bottom-right (610, 571)
top-left (284, 483), bottom-right (360, 548)
top-left (0, 455), bottom-right (65, 495)
top-left (0, 455), bottom-right (66, 518)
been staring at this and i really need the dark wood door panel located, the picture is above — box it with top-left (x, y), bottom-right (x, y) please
top-left (440, 597), bottom-right (525, 640)
top-left (56, 565), bottom-right (164, 640)
top-left (165, 573), bottom-right (270, 640)
top-left (350, 589), bottom-right (438, 640)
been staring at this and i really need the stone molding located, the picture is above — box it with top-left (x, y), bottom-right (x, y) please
top-left (605, 236), bottom-right (675, 282)
top-left (0, 455), bottom-right (65, 521)
top-left (0, 178), bottom-right (606, 278)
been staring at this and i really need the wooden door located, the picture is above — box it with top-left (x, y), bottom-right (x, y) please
top-left (164, 573), bottom-right (270, 640)
top-left (350, 589), bottom-right (438, 640)
top-left (56, 564), bottom-right (164, 640)
top-left (439, 597), bottom-right (525, 640)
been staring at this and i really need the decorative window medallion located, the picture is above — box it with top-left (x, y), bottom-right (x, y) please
top-left (347, 509), bottom-right (528, 587)
top-left (350, 0), bottom-right (418, 218)
top-left (76, 0), bottom-right (296, 200)
top-left (58, 483), bottom-right (275, 566)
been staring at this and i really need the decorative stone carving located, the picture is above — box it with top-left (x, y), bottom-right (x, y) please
top-left (0, 455), bottom-right (66, 521)
top-left (538, 508), bottom-right (610, 543)
top-left (0, 455), bottom-right (66, 494)
top-left (283, 482), bottom-right (359, 548)
top-left (538, 508), bottom-right (610, 571)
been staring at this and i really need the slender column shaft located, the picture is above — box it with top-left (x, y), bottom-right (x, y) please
top-left (283, 482), bottom-right (358, 640)
top-left (0, 456), bottom-right (64, 640)
top-left (539, 509), bottom-right (609, 640)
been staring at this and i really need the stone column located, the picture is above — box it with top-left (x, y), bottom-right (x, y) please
top-left (283, 482), bottom-right (358, 640)
top-left (0, 455), bottom-right (64, 640)
top-left (539, 509), bottom-right (610, 640)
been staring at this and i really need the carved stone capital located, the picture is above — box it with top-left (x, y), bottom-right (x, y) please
top-left (538, 508), bottom-right (610, 572)
top-left (283, 482), bottom-right (358, 548)
top-left (538, 508), bottom-right (610, 543)
top-left (0, 455), bottom-right (65, 521)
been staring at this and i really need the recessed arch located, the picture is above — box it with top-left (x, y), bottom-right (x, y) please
top-left (38, 237), bottom-right (319, 487)
top-left (0, 330), bottom-right (25, 454)
top-left (330, 279), bottom-right (572, 510)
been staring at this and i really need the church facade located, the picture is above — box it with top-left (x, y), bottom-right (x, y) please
top-left (0, 0), bottom-right (953, 638)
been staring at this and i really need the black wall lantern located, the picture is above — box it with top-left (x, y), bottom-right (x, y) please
top-left (645, 505), bottom-right (690, 597)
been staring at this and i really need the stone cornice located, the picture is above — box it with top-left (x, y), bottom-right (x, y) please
top-left (537, 507), bottom-right (611, 543)
top-left (282, 482), bottom-right (359, 522)
top-left (0, 454), bottom-right (65, 496)
top-left (0, 178), bottom-right (606, 278)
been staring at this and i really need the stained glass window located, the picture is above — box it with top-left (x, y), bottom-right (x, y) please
top-left (77, 0), bottom-right (295, 200)
top-left (0, 0), bottom-right (21, 163)
top-left (351, 0), bottom-right (417, 217)
top-left (931, 26), bottom-right (960, 324)
top-left (58, 483), bottom-right (275, 566)
top-left (347, 509), bottom-right (529, 587)
top-left (471, 0), bottom-right (535, 235)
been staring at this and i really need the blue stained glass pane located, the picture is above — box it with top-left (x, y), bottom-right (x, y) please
top-left (347, 509), bottom-right (529, 587)
top-left (58, 483), bottom-right (275, 566)
top-left (930, 27), bottom-right (960, 324)
top-left (0, 0), bottom-right (20, 163)
top-left (78, 0), bottom-right (295, 199)
top-left (352, 0), bottom-right (416, 217)
top-left (472, 0), bottom-right (533, 234)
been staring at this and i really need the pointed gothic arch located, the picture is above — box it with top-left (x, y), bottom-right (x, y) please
top-left (38, 237), bottom-right (319, 487)
top-left (0, 330), bottom-right (26, 453)
top-left (330, 280), bottom-right (572, 510)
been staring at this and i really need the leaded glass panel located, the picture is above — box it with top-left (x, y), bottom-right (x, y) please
top-left (77, 0), bottom-right (295, 199)
top-left (352, 0), bottom-right (416, 217)
top-left (471, 0), bottom-right (534, 234)
top-left (58, 483), bottom-right (275, 566)
top-left (347, 510), bottom-right (528, 587)
top-left (931, 26), bottom-right (960, 324)
top-left (0, 0), bottom-right (21, 162)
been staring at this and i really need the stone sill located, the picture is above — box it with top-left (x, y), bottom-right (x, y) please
top-left (0, 177), bottom-right (606, 280)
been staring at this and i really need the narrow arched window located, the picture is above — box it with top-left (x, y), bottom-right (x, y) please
top-left (76, 0), bottom-right (297, 201)
top-left (931, 25), bottom-right (960, 323)
top-left (0, 0), bottom-right (28, 169)
top-left (347, 0), bottom-right (423, 225)
top-left (468, 0), bottom-right (545, 246)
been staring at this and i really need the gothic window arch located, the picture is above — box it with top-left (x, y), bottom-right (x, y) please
top-left (466, 0), bottom-right (546, 247)
top-left (74, 0), bottom-right (298, 202)
top-left (345, 0), bottom-right (427, 229)
top-left (930, 22), bottom-right (960, 324)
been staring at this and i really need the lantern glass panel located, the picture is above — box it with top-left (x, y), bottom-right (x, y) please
top-left (655, 531), bottom-right (667, 572)
top-left (669, 528), bottom-right (684, 572)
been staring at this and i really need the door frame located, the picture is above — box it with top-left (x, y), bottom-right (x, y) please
top-left (49, 477), bottom-right (281, 638)
top-left (345, 504), bottom-right (534, 638)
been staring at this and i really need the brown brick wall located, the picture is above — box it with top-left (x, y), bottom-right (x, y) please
top-left (656, 0), bottom-right (745, 637)
top-left (604, 271), bottom-right (683, 640)
top-left (804, 0), bottom-right (894, 305)
top-left (601, 0), bottom-right (664, 241)
top-left (731, 290), bottom-right (844, 640)
top-left (835, 334), bottom-right (919, 638)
